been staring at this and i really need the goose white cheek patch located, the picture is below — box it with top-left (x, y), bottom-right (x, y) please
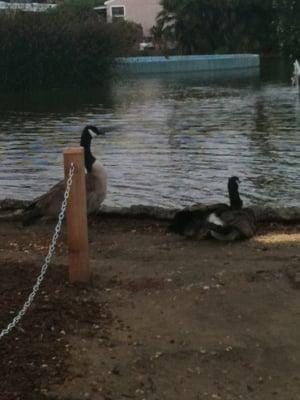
top-left (88, 129), bottom-right (98, 138)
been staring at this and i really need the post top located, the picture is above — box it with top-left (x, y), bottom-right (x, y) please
top-left (64, 146), bottom-right (84, 155)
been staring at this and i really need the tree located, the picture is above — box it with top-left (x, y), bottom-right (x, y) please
top-left (273, 0), bottom-right (300, 58)
top-left (155, 0), bottom-right (234, 54)
top-left (154, 0), bottom-right (278, 55)
top-left (54, 0), bottom-right (105, 20)
top-left (231, 0), bottom-right (276, 53)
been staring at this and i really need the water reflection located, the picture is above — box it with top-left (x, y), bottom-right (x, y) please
top-left (0, 84), bottom-right (114, 114)
top-left (0, 63), bottom-right (299, 208)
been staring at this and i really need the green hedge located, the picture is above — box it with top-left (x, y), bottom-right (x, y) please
top-left (0, 11), bottom-right (141, 91)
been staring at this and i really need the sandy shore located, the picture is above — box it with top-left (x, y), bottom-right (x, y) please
top-left (1, 215), bottom-right (300, 400)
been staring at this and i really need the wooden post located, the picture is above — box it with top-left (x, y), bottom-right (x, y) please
top-left (64, 147), bottom-right (89, 283)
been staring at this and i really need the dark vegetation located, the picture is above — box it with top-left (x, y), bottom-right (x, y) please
top-left (0, 0), bottom-right (299, 91)
top-left (153, 0), bottom-right (300, 58)
top-left (0, 2), bottom-right (141, 92)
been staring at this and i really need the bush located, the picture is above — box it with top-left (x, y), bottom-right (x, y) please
top-left (0, 10), bottom-right (141, 92)
top-left (54, 0), bottom-right (105, 21)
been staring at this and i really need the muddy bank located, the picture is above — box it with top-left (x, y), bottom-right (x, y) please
top-left (1, 215), bottom-right (300, 399)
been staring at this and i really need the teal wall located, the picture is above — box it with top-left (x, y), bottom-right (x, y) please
top-left (116, 54), bottom-right (260, 74)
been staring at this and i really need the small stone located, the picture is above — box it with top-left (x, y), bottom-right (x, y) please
top-left (111, 366), bottom-right (120, 375)
top-left (293, 272), bottom-right (300, 284)
top-left (247, 384), bottom-right (254, 392)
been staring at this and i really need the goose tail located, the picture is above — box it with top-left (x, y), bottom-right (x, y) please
top-left (169, 210), bottom-right (191, 234)
top-left (22, 204), bottom-right (42, 226)
top-left (206, 212), bottom-right (239, 240)
top-left (207, 212), bottom-right (224, 226)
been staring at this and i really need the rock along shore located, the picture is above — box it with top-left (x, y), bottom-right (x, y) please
top-left (0, 199), bottom-right (300, 224)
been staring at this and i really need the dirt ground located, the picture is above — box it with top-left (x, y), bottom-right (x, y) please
top-left (1, 216), bottom-right (300, 400)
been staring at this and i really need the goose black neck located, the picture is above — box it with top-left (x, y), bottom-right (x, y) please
top-left (80, 130), bottom-right (95, 173)
top-left (228, 180), bottom-right (243, 210)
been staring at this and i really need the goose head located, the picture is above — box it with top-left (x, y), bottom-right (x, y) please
top-left (228, 176), bottom-right (243, 210)
top-left (80, 125), bottom-right (105, 147)
top-left (80, 125), bottom-right (105, 173)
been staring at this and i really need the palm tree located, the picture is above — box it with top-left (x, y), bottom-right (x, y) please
top-left (153, 0), bottom-right (278, 55)
top-left (155, 0), bottom-right (235, 54)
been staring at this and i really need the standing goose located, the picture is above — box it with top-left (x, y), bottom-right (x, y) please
top-left (169, 176), bottom-right (256, 241)
top-left (22, 125), bottom-right (107, 225)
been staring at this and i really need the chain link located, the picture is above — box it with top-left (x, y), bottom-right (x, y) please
top-left (0, 163), bottom-right (75, 340)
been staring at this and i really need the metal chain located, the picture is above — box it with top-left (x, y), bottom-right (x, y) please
top-left (0, 163), bottom-right (75, 340)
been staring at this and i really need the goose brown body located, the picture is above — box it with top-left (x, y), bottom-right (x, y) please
top-left (169, 177), bottom-right (256, 241)
top-left (22, 126), bottom-right (106, 225)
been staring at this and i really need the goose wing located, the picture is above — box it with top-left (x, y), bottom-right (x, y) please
top-left (28, 179), bottom-right (65, 217)
top-left (170, 203), bottom-right (228, 236)
top-left (23, 171), bottom-right (107, 224)
top-left (219, 208), bottom-right (256, 239)
top-left (22, 179), bottom-right (65, 225)
top-left (86, 173), bottom-right (106, 214)
top-left (32, 172), bottom-right (106, 214)
top-left (35, 173), bottom-right (107, 216)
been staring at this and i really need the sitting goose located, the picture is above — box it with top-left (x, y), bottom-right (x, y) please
top-left (170, 176), bottom-right (256, 241)
top-left (22, 125), bottom-right (107, 225)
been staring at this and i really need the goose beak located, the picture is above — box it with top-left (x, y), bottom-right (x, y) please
top-left (97, 128), bottom-right (106, 136)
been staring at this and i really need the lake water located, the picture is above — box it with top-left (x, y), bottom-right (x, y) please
top-left (0, 60), bottom-right (299, 208)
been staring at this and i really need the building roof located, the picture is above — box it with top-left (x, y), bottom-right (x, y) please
top-left (0, 1), bottom-right (57, 12)
top-left (104, 0), bottom-right (118, 5)
top-left (94, 5), bottom-right (106, 10)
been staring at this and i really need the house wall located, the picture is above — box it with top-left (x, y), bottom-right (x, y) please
top-left (106, 0), bottom-right (161, 37)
